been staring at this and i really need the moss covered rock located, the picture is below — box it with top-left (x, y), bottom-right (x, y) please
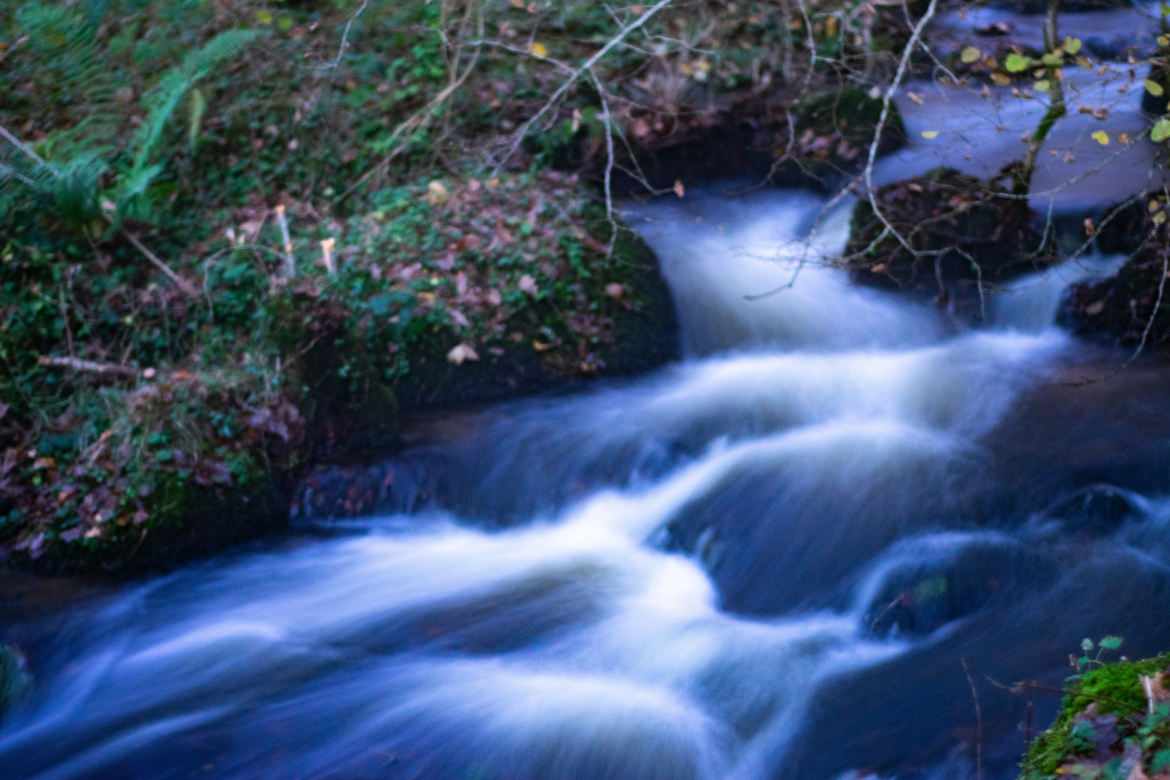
top-left (1021, 653), bottom-right (1170, 779)
top-left (846, 168), bottom-right (1053, 313)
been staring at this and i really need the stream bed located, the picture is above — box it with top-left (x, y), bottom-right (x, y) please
top-left (4, 185), bottom-right (1170, 779)
top-left (6, 5), bottom-right (1170, 773)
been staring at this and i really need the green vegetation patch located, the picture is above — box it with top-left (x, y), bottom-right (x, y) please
top-left (1022, 651), bottom-right (1170, 779)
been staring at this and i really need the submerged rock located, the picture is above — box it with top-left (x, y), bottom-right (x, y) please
top-left (0, 645), bottom-right (29, 719)
top-left (1033, 484), bottom-right (1143, 537)
top-left (862, 540), bottom-right (1052, 638)
top-left (845, 168), bottom-right (1053, 315)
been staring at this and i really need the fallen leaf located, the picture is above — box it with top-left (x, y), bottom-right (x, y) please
top-left (673, 179), bottom-right (686, 198)
top-left (921, 130), bottom-right (940, 139)
top-left (1092, 131), bottom-right (1110, 145)
top-left (531, 41), bottom-right (548, 57)
top-left (446, 343), bottom-right (479, 365)
top-left (518, 274), bottom-right (538, 295)
top-left (426, 180), bottom-right (449, 205)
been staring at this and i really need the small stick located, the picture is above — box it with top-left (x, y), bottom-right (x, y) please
top-left (37, 356), bottom-right (140, 378)
top-left (275, 205), bottom-right (295, 277)
top-left (320, 238), bottom-right (336, 275)
top-left (962, 658), bottom-right (984, 780)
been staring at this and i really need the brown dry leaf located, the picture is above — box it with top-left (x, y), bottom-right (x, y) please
top-left (605, 282), bottom-right (625, 299)
top-left (673, 179), bottom-right (686, 198)
top-left (518, 274), bottom-right (538, 295)
top-left (1085, 301), bottom-right (1105, 316)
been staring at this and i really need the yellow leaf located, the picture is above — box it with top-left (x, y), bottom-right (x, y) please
top-left (426, 180), bottom-right (449, 205)
top-left (921, 130), bottom-right (939, 139)
top-left (1092, 130), bottom-right (1110, 145)
top-left (960, 46), bottom-right (981, 64)
top-left (254, 9), bottom-right (273, 24)
top-left (1034, 80), bottom-right (1050, 92)
top-left (509, 0), bottom-right (524, 6)
top-left (531, 41), bottom-right (548, 57)
top-left (1147, 79), bottom-right (1165, 97)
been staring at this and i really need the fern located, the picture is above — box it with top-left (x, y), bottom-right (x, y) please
top-left (115, 29), bottom-right (260, 222)
top-left (15, 4), bottom-right (121, 147)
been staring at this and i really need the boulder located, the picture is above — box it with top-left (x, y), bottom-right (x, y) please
top-left (845, 168), bottom-right (1054, 314)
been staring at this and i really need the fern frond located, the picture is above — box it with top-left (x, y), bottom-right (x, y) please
top-left (0, 147), bottom-right (108, 227)
top-left (117, 29), bottom-right (260, 220)
top-left (128, 29), bottom-right (261, 174)
top-left (16, 3), bottom-right (120, 147)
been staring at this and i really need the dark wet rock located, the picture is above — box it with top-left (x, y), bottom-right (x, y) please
top-left (862, 541), bottom-right (1053, 638)
top-left (1034, 484), bottom-right (1143, 537)
top-left (845, 168), bottom-right (1054, 314)
top-left (604, 88), bottom-right (905, 196)
top-left (1065, 195), bottom-right (1170, 348)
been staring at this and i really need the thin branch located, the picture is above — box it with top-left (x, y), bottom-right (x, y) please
top-left (37, 356), bottom-right (141, 378)
top-left (863, 0), bottom-right (940, 257)
top-left (320, 0), bottom-right (369, 70)
top-left (492, 0), bottom-right (676, 175)
top-left (962, 658), bottom-right (984, 780)
top-left (119, 229), bottom-right (200, 297)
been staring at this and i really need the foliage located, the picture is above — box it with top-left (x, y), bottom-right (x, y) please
top-left (1022, 646), bottom-right (1170, 779)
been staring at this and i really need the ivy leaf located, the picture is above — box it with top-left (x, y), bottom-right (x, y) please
top-left (1100, 635), bottom-right (1123, 650)
top-left (1034, 80), bottom-right (1050, 92)
top-left (1063, 36), bottom-right (1083, 54)
top-left (1004, 53), bottom-right (1031, 73)
top-left (1151, 118), bottom-right (1170, 143)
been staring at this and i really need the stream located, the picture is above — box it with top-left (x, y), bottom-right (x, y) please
top-left (6, 8), bottom-right (1170, 779)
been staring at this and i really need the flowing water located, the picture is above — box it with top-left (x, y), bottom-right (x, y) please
top-left (5, 183), bottom-right (1170, 780)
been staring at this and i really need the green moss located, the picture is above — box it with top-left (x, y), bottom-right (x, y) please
top-left (1021, 653), bottom-right (1170, 778)
top-left (797, 86), bottom-right (906, 155)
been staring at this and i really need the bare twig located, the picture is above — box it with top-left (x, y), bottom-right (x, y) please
top-left (962, 658), bottom-right (985, 780)
top-left (320, 0), bottom-right (369, 70)
top-left (863, 0), bottom-right (940, 256)
top-left (119, 228), bottom-right (201, 297)
top-left (492, 0), bottom-right (677, 175)
top-left (37, 356), bottom-right (140, 378)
